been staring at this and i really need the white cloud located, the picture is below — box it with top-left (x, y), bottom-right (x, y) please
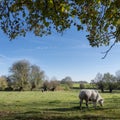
top-left (36, 46), bottom-right (57, 50)
top-left (71, 44), bottom-right (91, 49)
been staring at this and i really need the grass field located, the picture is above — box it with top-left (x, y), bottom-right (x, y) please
top-left (0, 90), bottom-right (120, 120)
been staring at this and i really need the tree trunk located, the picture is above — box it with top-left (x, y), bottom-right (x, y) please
top-left (101, 88), bottom-right (104, 93)
top-left (109, 88), bottom-right (112, 93)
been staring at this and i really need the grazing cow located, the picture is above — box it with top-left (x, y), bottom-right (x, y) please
top-left (79, 89), bottom-right (104, 109)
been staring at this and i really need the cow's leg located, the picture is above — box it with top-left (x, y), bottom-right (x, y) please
top-left (93, 101), bottom-right (97, 109)
top-left (85, 99), bottom-right (89, 108)
top-left (80, 99), bottom-right (82, 109)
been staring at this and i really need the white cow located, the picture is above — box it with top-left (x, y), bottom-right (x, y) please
top-left (79, 89), bottom-right (104, 109)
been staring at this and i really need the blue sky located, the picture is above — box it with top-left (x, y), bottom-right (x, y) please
top-left (0, 27), bottom-right (120, 82)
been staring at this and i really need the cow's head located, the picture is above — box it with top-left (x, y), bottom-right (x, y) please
top-left (98, 99), bottom-right (104, 106)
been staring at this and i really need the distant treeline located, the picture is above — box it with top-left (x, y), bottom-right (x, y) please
top-left (0, 60), bottom-right (120, 93)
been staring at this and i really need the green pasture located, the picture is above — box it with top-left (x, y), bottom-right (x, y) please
top-left (0, 90), bottom-right (120, 120)
top-left (73, 83), bottom-right (96, 89)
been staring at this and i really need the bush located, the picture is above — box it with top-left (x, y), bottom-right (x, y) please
top-left (4, 87), bottom-right (13, 91)
top-left (79, 83), bottom-right (85, 89)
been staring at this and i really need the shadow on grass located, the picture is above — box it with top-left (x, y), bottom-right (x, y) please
top-left (12, 111), bottom-right (120, 120)
top-left (46, 106), bottom-right (80, 112)
top-left (1, 106), bottom-right (120, 120)
top-left (1, 109), bottom-right (120, 120)
top-left (46, 105), bottom-right (106, 112)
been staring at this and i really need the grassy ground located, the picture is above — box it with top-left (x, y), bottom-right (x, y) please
top-left (73, 83), bottom-right (96, 89)
top-left (0, 90), bottom-right (120, 120)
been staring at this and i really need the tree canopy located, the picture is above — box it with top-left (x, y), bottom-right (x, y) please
top-left (0, 0), bottom-right (120, 49)
top-left (94, 72), bottom-right (119, 93)
top-left (9, 59), bottom-right (45, 90)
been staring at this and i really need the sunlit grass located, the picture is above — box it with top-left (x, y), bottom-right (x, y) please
top-left (0, 91), bottom-right (120, 120)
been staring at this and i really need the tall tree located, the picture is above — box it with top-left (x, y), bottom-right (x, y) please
top-left (0, 0), bottom-right (120, 51)
top-left (115, 70), bottom-right (120, 80)
top-left (94, 73), bottom-right (105, 92)
top-left (9, 60), bottom-right (30, 90)
top-left (29, 65), bottom-right (45, 90)
top-left (115, 70), bottom-right (120, 89)
top-left (0, 76), bottom-right (8, 90)
top-left (103, 72), bottom-right (117, 93)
